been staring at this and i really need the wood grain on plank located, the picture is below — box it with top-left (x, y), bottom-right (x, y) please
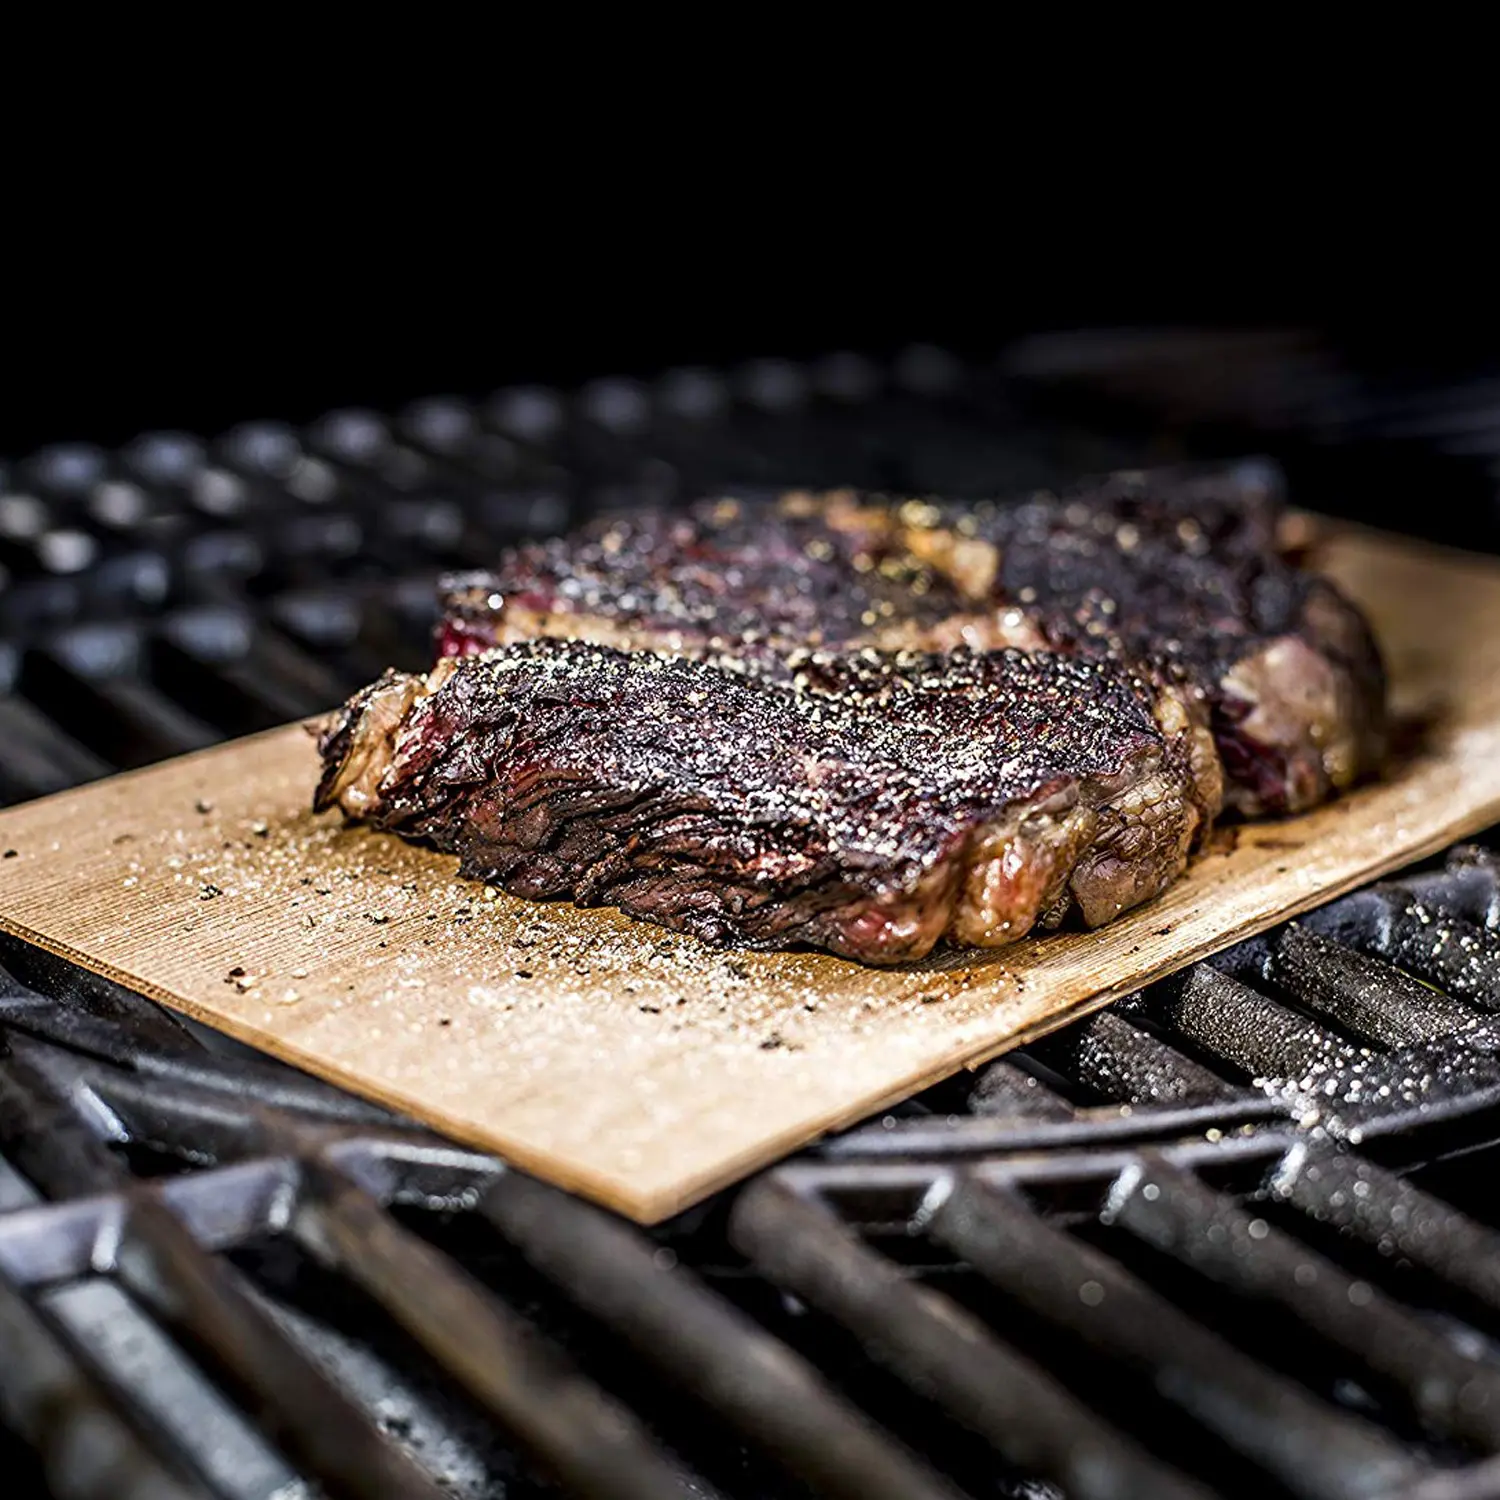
top-left (2, 528), bottom-right (1498, 1221)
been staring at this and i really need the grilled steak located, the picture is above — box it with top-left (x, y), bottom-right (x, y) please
top-left (315, 641), bottom-right (1213, 964)
top-left (316, 465), bottom-right (1384, 963)
top-left (941, 474), bottom-right (1386, 816)
top-left (438, 469), bottom-right (1385, 816)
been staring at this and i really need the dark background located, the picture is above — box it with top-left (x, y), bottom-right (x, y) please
top-left (10, 252), bottom-right (1499, 454)
top-left (11, 96), bottom-right (1491, 455)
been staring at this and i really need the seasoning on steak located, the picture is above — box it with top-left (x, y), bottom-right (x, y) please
top-left (937, 473), bottom-right (1387, 816)
top-left (437, 468), bottom-right (1385, 817)
top-left (314, 640), bottom-right (1215, 964)
top-left (438, 489), bottom-right (1043, 665)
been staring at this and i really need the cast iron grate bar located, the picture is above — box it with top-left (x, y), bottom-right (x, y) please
top-left (0, 1051), bottom-right (450, 1500)
top-left (930, 1173), bottom-right (1420, 1500)
top-left (290, 1159), bottom-right (707, 1500)
top-left (1101, 1156), bottom-right (1500, 1452)
top-left (0, 1270), bottom-right (209, 1500)
top-left (1270, 1142), bottom-right (1500, 1314)
top-left (39, 1276), bottom-right (306, 1500)
top-left (729, 1175), bottom-right (1216, 1500)
top-left (478, 1169), bottom-right (963, 1500)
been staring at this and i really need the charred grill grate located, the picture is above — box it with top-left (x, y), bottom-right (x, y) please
top-left (8, 334), bottom-right (1500, 1498)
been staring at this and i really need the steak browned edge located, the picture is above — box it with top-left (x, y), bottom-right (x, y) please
top-left (314, 641), bottom-right (1212, 965)
top-left (437, 465), bottom-right (1385, 817)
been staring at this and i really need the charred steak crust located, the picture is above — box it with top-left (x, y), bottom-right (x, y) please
top-left (315, 641), bottom-right (1209, 964)
top-left (437, 472), bottom-right (1386, 817)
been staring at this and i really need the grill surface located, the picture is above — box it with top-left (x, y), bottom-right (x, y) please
top-left (7, 333), bottom-right (1500, 1499)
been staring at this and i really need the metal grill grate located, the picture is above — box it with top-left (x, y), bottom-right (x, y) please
top-left (8, 334), bottom-right (1500, 1498)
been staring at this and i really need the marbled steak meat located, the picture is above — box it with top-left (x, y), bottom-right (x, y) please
top-left (315, 641), bottom-right (1216, 963)
top-left (438, 468), bottom-right (1385, 816)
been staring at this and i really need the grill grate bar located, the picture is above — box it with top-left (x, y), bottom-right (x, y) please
top-left (0, 1044), bottom-right (127, 1199)
top-left (3, 1047), bottom-right (451, 1500)
top-left (966, 1058), bottom-right (1077, 1119)
top-left (152, 611), bottom-right (345, 734)
top-left (0, 696), bottom-right (112, 801)
top-left (1266, 926), bottom-right (1481, 1048)
top-left (815, 1094), bottom-right (1287, 1163)
top-left (1026, 1009), bottom-right (1244, 1108)
top-left (3, 981), bottom-right (391, 1134)
top-left (0, 1164), bottom-right (295, 1291)
top-left (0, 1270), bottom-right (208, 1500)
top-left (114, 1193), bottom-right (449, 1500)
top-left (41, 1277), bottom-right (307, 1500)
top-left (1142, 963), bottom-right (1371, 1087)
top-left (1105, 1157), bottom-right (1500, 1453)
top-left (731, 1176), bottom-right (1216, 1500)
top-left (0, 1152), bottom-right (38, 1210)
top-left (290, 1160), bottom-right (705, 1500)
top-left (0, 946), bottom-right (204, 1056)
top-left (932, 1174), bottom-right (1424, 1500)
top-left (1405, 1455), bottom-right (1500, 1500)
top-left (1272, 1143), bottom-right (1500, 1316)
top-left (480, 1169), bottom-right (965, 1500)
top-left (1411, 848), bottom-right (1500, 930)
top-left (1306, 884), bottom-right (1500, 1011)
top-left (22, 644), bottom-right (220, 768)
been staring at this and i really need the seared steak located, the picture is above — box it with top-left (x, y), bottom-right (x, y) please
top-left (938, 474), bottom-right (1386, 815)
top-left (315, 641), bottom-right (1213, 964)
top-left (316, 465), bottom-right (1385, 963)
top-left (438, 471), bottom-right (1385, 816)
